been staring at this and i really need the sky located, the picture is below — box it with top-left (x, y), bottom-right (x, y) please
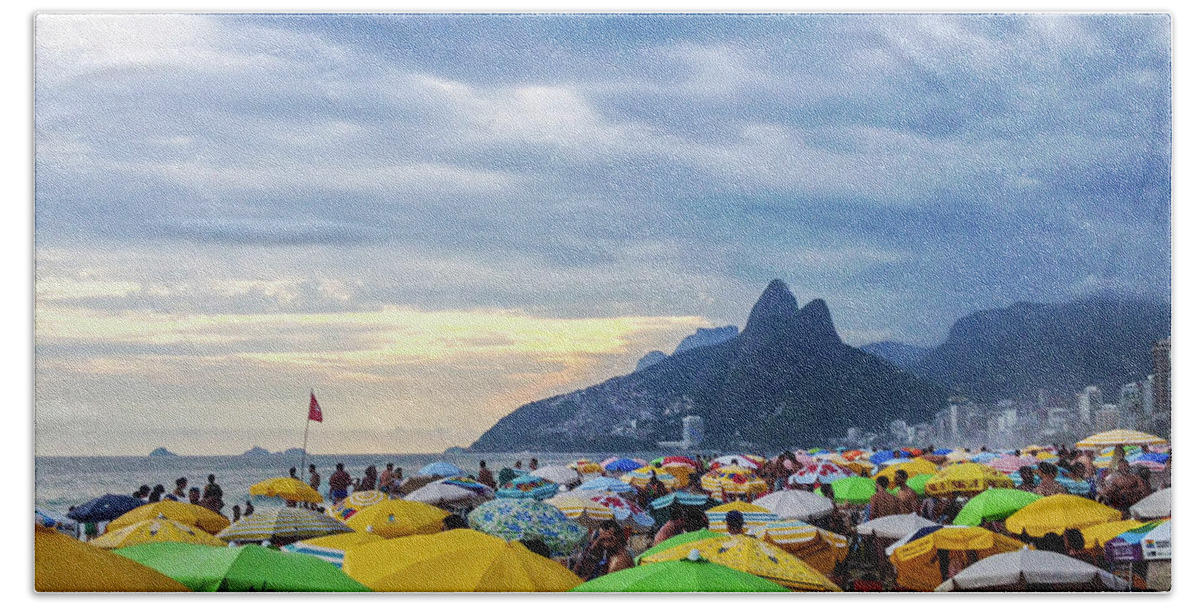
top-left (33, 13), bottom-right (1171, 456)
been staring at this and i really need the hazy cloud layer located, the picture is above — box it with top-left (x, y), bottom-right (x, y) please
top-left (34, 14), bottom-right (1170, 455)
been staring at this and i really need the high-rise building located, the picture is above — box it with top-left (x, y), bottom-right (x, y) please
top-left (1077, 386), bottom-right (1101, 426)
top-left (1152, 338), bottom-right (1171, 414)
top-left (682, 415), bottom-right (704, 447)
top-left (1094, 404), bottom-right (1121, 432)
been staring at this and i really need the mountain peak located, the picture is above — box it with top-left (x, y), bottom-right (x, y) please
top-left (743, 279), bottom-right (799, 335)
top-left (796, 298), bottom-right (841, 346)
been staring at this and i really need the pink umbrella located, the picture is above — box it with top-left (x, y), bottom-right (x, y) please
top-left (984, 454), bottom-right (1038, 474)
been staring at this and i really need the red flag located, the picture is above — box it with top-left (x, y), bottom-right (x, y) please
top-left (308, 391), bottom-right (323, 422)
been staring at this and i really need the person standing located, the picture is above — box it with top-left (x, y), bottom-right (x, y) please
top-left (380, 463), bottom-right (396, 491)
top-left (147, 484), bottom-right (165, 503)
top-left (868, 476), bottom-right (901, 520)
top-left (201, 474), bottom-right (225, 514)
top-left (309, 464), bottom-right (321, 492)
top-left (361, 465), bottom-right (378, 491)
top-left (1034, 462), bottom-right (1066, 497)
top-left (329, 463), bottom-right (352, 502)
top-left (477, 460), bottom-right (496, 489)
top-left (894, 471), bottom-right (919, 515)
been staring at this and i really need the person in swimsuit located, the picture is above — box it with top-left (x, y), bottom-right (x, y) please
top-left (572, 521), bottom-right (634, 580)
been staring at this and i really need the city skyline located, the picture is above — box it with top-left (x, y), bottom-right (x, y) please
top-left (34, 13), bottom-right (1171, 456)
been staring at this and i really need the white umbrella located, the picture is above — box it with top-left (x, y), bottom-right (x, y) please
top-left (404, 479), bottom-right (493, 508)
top-left (1130, 487), bottom-right (1171, 519)
top-left (530, 465), bottom-right (581, 486)
top-left (753, 490), bottom-right (835, 520)
top-left (1140, 519), bottom-right (1171, 560)
top-left (934, 547), bottom-right (1126, 591)
top-left (855, 513), bottom-right (939, 541)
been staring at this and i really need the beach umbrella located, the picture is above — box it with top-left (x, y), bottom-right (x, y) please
top-left (635, 529), bottom-right (723, 563)
top-left (66, 493), bottom-right (145, 524)
top-left (887, 525), bottom-right (1029, 591)
top-left (869, 451), bottom-right (899, 465)
top-left (602, 458), bottom-right (643, 473)
top-left (620, 466), bottom-right (679, 490)
top-left (932, 448), bottom-right (953, 456)
top-left (700, 466), bottom-right (769, 498)
top-left (467, 498), bottom-right (587, 556)
top-left (1104, 519), bottom-right (1171, 562)
top-left (572, 553), bottom-right (790, 592)
top-left (984, 454), bottom-right (1038, 474)
top-left (1130, 487), bottom-right (1171, 519)
top-left (952, 488), bottom-right (1041, 526)
top-left (115, 541), bottom-right (368, 591)
top-left (752, 490), bottom-right (834, 521)
top-left (1129, 452), bottom-right (1168, 471)
top-left (417, 461), bottom-right (467, 478)
top-left (35, 508), bottom-right (75, 533)
top-left (530, 465), bottom-right (580, 486)
top-left (395, 474), bottom-right (439, 495)
top-left (249, 477), bottom-right (323, 504)
top-left (934, 547), bottom-right (1126, 591)
top-left (569, 459), bottom-right (604, 475)
top-left (943, 449), bottom-right (973, 463)
top-left (577, 476), bottom-right (635, 494)
top-left (924, 463), bottom-right (1015, 496)
top-left (342, 528), bottom-right (581, 591)
top-left (404, 477), bottom-right (494, 509)
top-left (841, 449), bottom-right (867, 461)
top-left (639, 532), bottom-right (841, 591)
top-left (751, 520), bottom-right (849, 575)
top-left (496, 474), bottom-right (560, 500)
top-left (875, 459), bottom-right (938, 487)
top-left (108, 500), bottom-right (230, 534)
top-left (971, 452), bottom-right (1001, 464)
top-left (588, 494), bottom-right (655, 529)
top-left (662, 455), bottom-right (699, 469)
top-left (788, 462), bottom-right (852, 485)
top-left (1079, 520), bottom-right (1149, 552)
top-left (790, 451), bottom-right (817, 467)
top-left (855, 513), bottom-right (939, 541)
top-left (888, 473), bottom-right (934, 498)
top-left (281, 531), bottom-right (386, 568)
top-left (1076, 429), bottom-right (1168, 449)
top-left (327, 490), bottom-right (389, 520)
top-left (544, 494), bottom-right (615, 527)
top-left (217, 507), bottom-right (351, 544)
top-left (648, 491), bottom-right (720, 526)
top-left (1005, 494), bottom-right (1121, 537)
top-left (816, 476), bottom-right (875, 505)
top-left (705, 500), bottom-right (778, 533)
top-left (344, 499), bottom-right (448, 538)
top-left (91, 515), bottom-right (225, 549)
top-left (713, 454), bottom-right (759, 469)
top-left (35, 525), bottom-right (188, 592)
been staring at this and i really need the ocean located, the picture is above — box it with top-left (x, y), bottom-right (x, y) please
top-left (33, 451), bottom-right (664, 516)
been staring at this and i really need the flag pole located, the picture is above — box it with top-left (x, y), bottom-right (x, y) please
top-left (300, 388), bottom-right (312, 474)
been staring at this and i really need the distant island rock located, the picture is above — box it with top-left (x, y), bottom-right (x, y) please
top-left (635, 350), bottom-right (668, 371)
top-left (148, 447), bottom-right (177, 458)
top-left (280, 448), bottom-right (306, 458)
top-left (241, 446), bottom-right (273, 458)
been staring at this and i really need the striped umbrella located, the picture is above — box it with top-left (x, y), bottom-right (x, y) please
top-left (590, 494), bottom-right (655, 529)
top-left (1129, 453), bottom-right (1168, 472)
top-left (280, 531), bottom-right (386, 568)
top-left (1076, 429), bottom-right (1168, 449)
top-left (620, 466), bottom-right (679, 490)
top-left (327, 490), bottom-right (389, 521)
top-left (788, 463), bottom-right (852, 485)
top-left (496, 474), bottom-right (560, 500)
top-left (751, 520), bottom-right (849, 574)
top-left (217, 507), bottom-right (351, 544)
top-left (577, 477), bottom-right (636, 494)
top-left (544, 495), bottom-right (615, 527)
top-left (569, 459), bottom-right (604, 475)
top-left (701, 466), bottom-right (770, 498)
top-left (404, 477), bottom-right (494, 509)
top-left (706, 500), bottom-right (778, 533)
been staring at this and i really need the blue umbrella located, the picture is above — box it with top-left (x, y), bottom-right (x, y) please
top-left (67, 494), bottom-right (145, 523)
top-left (870, 452), bottom-right (899, 465)
top-left (650, 491), bottom-right (718, 511)
top-left (495, 475), bottom-right (559, 500)
top-left (417, 462), bottom-right (467, 478)
top-left (577, 477), bottom-right (635, 494)
top-left (604, 458), bottom-right (643, 473)
top-left (933, 448), bottom-right (953, 456)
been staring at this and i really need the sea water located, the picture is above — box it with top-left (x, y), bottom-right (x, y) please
top-left (33, 451), bottom-right (663, 515)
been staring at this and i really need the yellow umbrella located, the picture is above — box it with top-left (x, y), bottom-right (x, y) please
top-left (875, 460), bottom-right (938, 487)
top-left (700, 466), bottom-right (770, 498)
top-left (544, 494), bottom-right (615, 527)
top-left (924, 463), bottom-right (1015, 496)
top-left (1005, 495), bottom-right (1122, 537)
top-left (842, 459), bottom-right (875, 475)
top-left (620, 466), bottom-right (680, 489)
top-left (1079, 520), bottom-right (1148, 551)
top-left (327, 490), bottom-right (389, 520)
top-left (639, 532), bottom-right (841, 591)
top-left (706, 500), bottom-right (777, 533)
top-left (344, 499), bottom-right (448, 538)
top-left (1076, 429), bottom-right (1168, 449)
top-left (752, 520), bottom-right (849, 575)
top-left (250, 477), bottom-right (324, 503)
top-left (35, 525), bottom-right (188, 592)
top-left (660, 463), bottom-right (696, 482)
top-left (889, 526), bottom-right (1028, 591)
top-left (280, 531), bottom-right (387, 567)
top-left (108, 500), bottom-right (230, 535)
top-left (342, 528), bottom-right (582, 591)
top-left (90, 515), bottom-right (225, 549)
top-left (569, 459), bottom-right (604, 475)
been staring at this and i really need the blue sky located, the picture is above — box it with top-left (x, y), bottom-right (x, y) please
top-left (33, 13), bottom-right (1171, 455)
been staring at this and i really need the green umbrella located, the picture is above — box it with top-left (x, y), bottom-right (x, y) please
top-left (953, 488), bottom-right (1042, 526)
top-left (114, 542), bottom-right (369, 592)
top-left (888, 473), bottom-right (934, 498)
top-left (572, 556), bottom-right (790, 592)
top-left (635, 529), bottom-right (723, 564)
top-left (816, 477), bottom-right (875, 505)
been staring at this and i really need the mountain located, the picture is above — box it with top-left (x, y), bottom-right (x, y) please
top-left (635, 350), bottom-right (668, 371)
top-left (241, 446), bottom-right (272, 458)
top-left (673, 325), bottom-right (738, 355)
top-left (911, 297), bottom-right (1170, 403)
top-left (860, 341), bottom-right (931, 369)
top-left (471, 280), bottom-right (948, 452)
top-left (148, 447), bottom-right (177, 458)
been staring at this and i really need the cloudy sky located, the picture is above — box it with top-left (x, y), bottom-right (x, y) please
top-left (33, 13), bottom-right (1171, 456)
